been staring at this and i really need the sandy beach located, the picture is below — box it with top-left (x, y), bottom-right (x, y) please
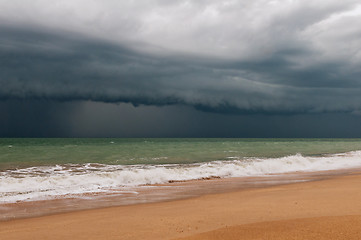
top-left (2, 172), bottom-right (361, 240)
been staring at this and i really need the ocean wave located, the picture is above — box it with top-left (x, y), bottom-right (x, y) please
top-left (1, 151), bottom-right (361, 203)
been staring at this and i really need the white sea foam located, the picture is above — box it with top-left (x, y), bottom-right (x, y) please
top-left (1, 151), bottom-right (361, 203)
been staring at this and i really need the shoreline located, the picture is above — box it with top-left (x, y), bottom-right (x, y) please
top-left (1, 168), bottom-right (357, 221)
top-left (2, 170), bottom-right (361, 239)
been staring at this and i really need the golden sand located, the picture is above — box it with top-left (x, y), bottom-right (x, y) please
top-left (2, 173), bottom-right (361, 240)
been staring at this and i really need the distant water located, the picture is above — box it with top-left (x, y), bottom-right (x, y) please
top-left (1, 138), bottom-right (361, 203)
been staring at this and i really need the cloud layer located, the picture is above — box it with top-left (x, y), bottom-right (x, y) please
top-left (1, 0), bottom-right (361, 114)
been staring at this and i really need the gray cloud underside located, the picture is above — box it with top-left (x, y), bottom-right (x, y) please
top-left (1, 0), bottom-right (361, 115)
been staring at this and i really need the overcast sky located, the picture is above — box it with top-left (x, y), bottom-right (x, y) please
top-left (1, 0), bottom-right (361, 137)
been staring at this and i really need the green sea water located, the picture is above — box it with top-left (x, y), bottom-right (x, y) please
top-left (1, 138), bottom-right (361, 170)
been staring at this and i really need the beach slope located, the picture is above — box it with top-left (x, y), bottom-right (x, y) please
top-left (2, 173), bottom-right (361, 240)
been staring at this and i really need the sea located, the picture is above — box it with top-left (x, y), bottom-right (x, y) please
top-left (1, 138), bottom-right (361, 206)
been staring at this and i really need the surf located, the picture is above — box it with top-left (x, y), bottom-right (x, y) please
top-left (1, 150), bottom-right (361, 203)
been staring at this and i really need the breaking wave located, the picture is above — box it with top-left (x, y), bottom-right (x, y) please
top-left (1, 151), bottom-right (361, 203)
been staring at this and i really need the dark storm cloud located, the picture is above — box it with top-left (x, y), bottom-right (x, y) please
top-left (1, 0), bottom-right (361, 115)
top-left (2, 100), bottom-right (361, 138)
top-left (0, 27), bottom-right (181, 104)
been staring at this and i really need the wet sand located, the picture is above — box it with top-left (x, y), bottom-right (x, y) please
top-left (2, 172), bottom-right (361, 239)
